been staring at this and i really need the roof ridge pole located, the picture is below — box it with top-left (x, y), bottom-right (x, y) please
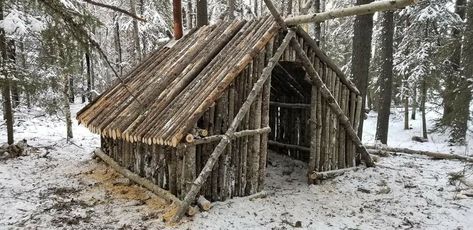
top-left (262, 0), bottom-right (374, 167)
top-left (171, 30), bottom-right (296, 223)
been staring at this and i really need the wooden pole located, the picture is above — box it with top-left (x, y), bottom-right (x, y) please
top-left (284, 0), bottom-right (416, 25)
top-left (171, 30), bottom-right (295, 222)
top-left (365, 145), bottom-right (473, 163)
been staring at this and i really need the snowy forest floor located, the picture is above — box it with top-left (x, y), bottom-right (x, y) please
top-left (1, 103), bottom-right (473, 229)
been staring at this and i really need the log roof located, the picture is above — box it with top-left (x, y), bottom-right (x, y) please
top-left (77, 16), bottom-right (279, 147)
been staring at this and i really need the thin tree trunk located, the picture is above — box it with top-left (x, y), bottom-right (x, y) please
top-left (443, 0), bottom-right (466, 125)
top-left (130, 0), bottom-right (142, 62)
top-left (173, 0), bottom-right (183, 39)
top-left (403, 83), bottom-right (409, 130)
top-left (1, 1), bottom-right (13, 144)
top-left (287, 0), bottom-right (293, 15)
top-left (85, 48), bottom-right (93, 102)
top-left (63, 75), bottom-right (73, 140)
top-left (421, 78), bottom-right (427, 139)
top-left (196, 0), bottom-right (208, 27)
top-left (411, 86), bottom-right (416, 120)
top-left (69, 76), bottom-right (74, 103)
top-left (453, 0), bottom-right (473, 144)
top-left (187, 0), bottom-right (193, 28)
top-left (375, 11), bottom-right (394, 145)
top-left (114, 13), bottom-right (123, 77)
top-left (351, 0), bottom-right (374, 139)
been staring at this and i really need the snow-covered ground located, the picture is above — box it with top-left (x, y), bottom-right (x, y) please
top-left (0, 103), bottom-right (472, 229)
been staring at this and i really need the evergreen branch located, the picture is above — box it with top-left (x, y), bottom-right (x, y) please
top-left (37, 0), bottom-right (145, 108)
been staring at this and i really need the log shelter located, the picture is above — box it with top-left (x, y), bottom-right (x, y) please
top-left (77, 16), bottom-right (366, 207)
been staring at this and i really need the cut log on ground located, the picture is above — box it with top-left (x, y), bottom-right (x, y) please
top-left (365, 145), bottom-right (473, 163)
top-left (93, 148), bottom-right (183, 205)
top-left (309, 166), bottom-right (364, 181)
top-left (197, 195), bottom-right (212, 211)
top-left (284, 0), bottom-right (416, 25)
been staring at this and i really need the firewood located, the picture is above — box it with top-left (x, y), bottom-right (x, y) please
top-left (197, 195), bottom-right (212, 211)
top-left (185, 134), bottom-right (195, 143)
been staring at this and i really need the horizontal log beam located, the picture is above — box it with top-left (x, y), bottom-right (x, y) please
top-left (270, 101), bottom-right (310, 109)
top-left (268, 140), bottom-right (310, 152)
top-left (179, 127), bottom-right (271, 146)
top-left (284, 0), bottom-right (416, 25)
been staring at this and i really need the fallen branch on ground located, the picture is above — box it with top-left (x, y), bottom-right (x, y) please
top-left (366, 145), bottom-right (473, 163)
top-left (309, 166), bottom-right (364, 181)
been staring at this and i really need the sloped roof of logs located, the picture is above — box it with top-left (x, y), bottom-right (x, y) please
top-left (77, 16), bottom-right (279, 147)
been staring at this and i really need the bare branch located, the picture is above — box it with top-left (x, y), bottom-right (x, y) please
top-left (82, 0), bottom-right (147, 22)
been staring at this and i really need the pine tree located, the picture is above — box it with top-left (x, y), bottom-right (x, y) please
top-left (375, 11), bottom-right (394, 144)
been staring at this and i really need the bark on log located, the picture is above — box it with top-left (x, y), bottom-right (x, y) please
top-left (171, 31), bottom-right (295, 222)
top-left (93, 148), bottom-right (182, 204)
top-left (365, 145), bottom-right (473, 163)
top-left (284, 0), bottom-right (416, 25)
top-left (270, 101), bottom-right (310, 109)
top-left (268, 140), bottom-right (310, 152)
top-left (197, 195), bottom-right (212, 211)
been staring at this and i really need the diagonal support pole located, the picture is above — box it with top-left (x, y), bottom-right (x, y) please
top-left (263, 0), bottom-right (374, 167)
top-left (289, 35), bottom-right (375, 167)
top-left (171, 30), bottom-right (296, 222)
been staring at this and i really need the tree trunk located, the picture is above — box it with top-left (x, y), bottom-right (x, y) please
top-left (1, 1), bottom-right (14, 144)
top-left (187, 0), bottom-right (194, 28)
top-left (411, 86), bottom-right (416, 120)
top-left (421, 78), bottom-right (427, 139)
top-left (85, 49), bottom-right (93, 102)
top-left (114, 13), bottom-right (123, 77)
top-left (63, 75), bottom-right (73, 140)
top-left (173, 0), bottom-right (183, 39)
top-left (403, 84), bottom-right (409, 130)
top-left (375, 11), bottom-right (394, 145)
top-left (443, 0), bottom-right (466, 125)
top-left (452, 0), bottom-right (473, 144)
top-left (130, 0), bottom-right (142, 62)
top-left (351, 0), bottom-right (374, 139)
top-left (287, 0), bottom-right (293, 15)
top-left (6, 40), bottom-right (19, 108)
top-left (69, 76), bottom-right (75, 103)
top-left (313, 0), bottom-right (321, 44)
top-left (196, 0), bottom-right (208, 27)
